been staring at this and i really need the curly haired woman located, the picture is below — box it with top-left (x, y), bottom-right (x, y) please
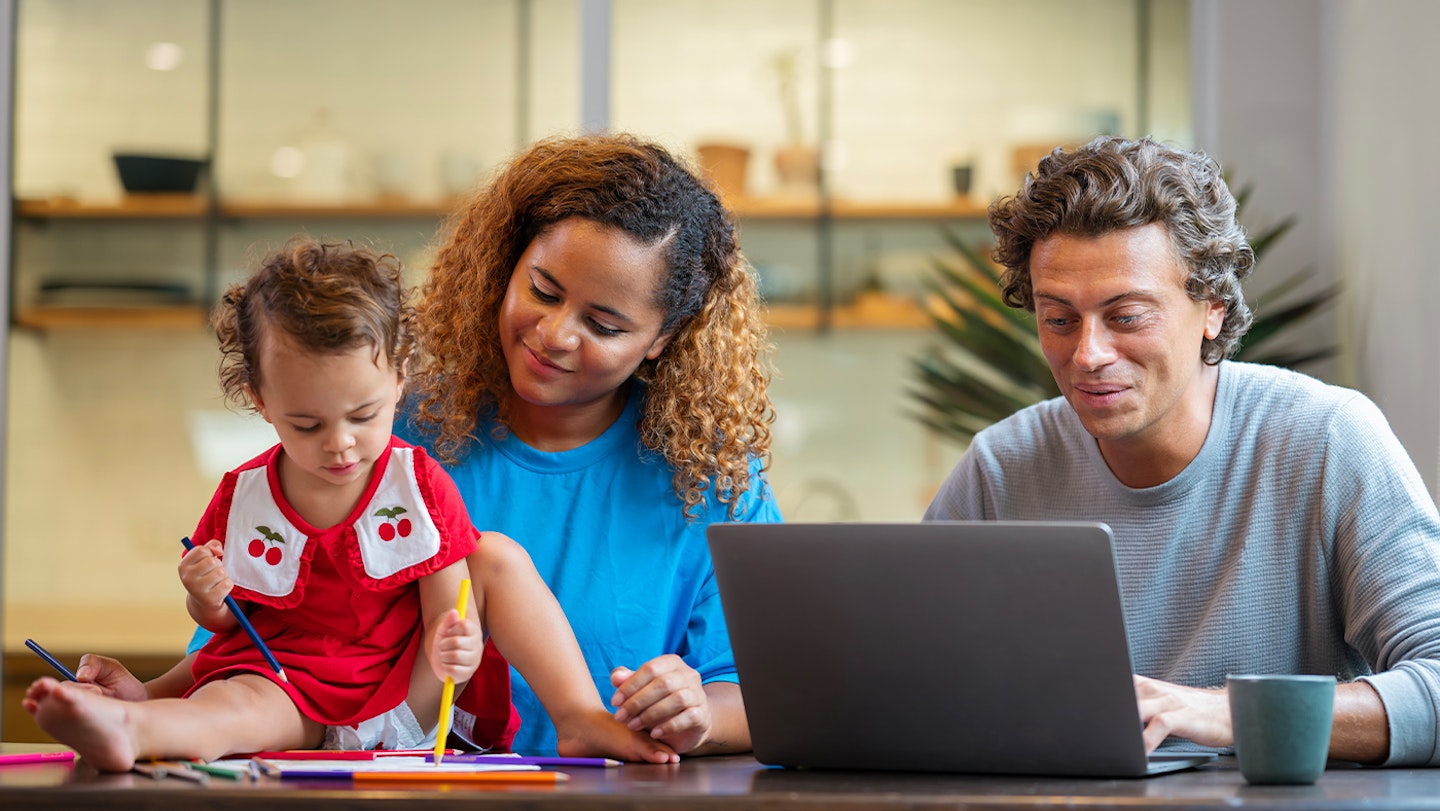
top-left (400, 133), bottom-right (782, 757)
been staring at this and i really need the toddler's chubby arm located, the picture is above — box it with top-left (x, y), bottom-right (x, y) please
top-left (467, 532), bottom-right (678, 764)
top-left (420, 561), bottom-right (483, 686)
top-left (179, 539), bottom-right (240, 633)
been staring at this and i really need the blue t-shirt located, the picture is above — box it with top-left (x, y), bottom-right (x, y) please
top-left (395, 387), bottom-right (782, 755)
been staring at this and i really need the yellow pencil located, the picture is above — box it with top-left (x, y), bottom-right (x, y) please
top-left (434, 577), bottom-right (472, 766)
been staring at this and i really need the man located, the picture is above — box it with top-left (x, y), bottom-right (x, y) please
top-left (925, 136), bottom-right (1440, 766)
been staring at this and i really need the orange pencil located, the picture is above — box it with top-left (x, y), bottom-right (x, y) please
top-left (353, 769), bottom-right (568, 785)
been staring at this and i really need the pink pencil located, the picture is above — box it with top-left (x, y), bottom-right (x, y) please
top-left (241, 748), bottom-right (458, 761)
top-left (0, 751), bottom-right (75, 766)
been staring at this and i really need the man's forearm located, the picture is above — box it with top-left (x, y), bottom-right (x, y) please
top-left (1330, 681), bottom-right (1388, 764)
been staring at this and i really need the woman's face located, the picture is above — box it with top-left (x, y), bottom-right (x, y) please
top-left (499, 217), bottom-right (676, 414)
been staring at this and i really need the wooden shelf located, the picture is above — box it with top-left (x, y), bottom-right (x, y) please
top-left (14, 304), bottom-right (209, 330)
top-left (730, 196), bottom-right (988, 220)
top-left (16, 195), bottom-right (208, 219)
top-left (765, 293), bottom-right (938, 331)
top-left (220, 198), bottom-right (455, 219)
top-left (18, 195), bottom-right (986, 222)
top-left (16, 195), bottom-right (456, 220)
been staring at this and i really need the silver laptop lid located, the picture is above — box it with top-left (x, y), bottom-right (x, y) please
top-left (709, 521), bottom-right (1175, 777)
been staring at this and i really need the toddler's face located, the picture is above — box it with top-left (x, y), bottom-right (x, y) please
top-left (248, 332), bottom-right (404, 498)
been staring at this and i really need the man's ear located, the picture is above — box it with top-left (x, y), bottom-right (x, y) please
top-left (1203, 298), bottom-right (1226, 341)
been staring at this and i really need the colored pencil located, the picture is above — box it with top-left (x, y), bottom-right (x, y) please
top-left (180, 760), bottom-right (247, 780)
top-left (428, 753), bottom-right (621, 768)
top-left (133, 761), bottom-right (208, 783)
top-left (0, 751), bottom-right (75, 766)
top-left (433, 578), bottom-right (472, 767)
top-left (181, 536), bottom-right (288, 683)
top-left (151, 761), bottom-right (213, 783)
top-left (242, 748), bottom-right (457, 761)
top-left (353, 769), bottom-right (568, 785)
top-left (23, 639), bottom-right (78, 681)
top-left (249, 755), bottom-right (282, 778)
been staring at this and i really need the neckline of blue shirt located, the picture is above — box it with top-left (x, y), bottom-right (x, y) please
top-left (492, 385), bottom-right (646, 475)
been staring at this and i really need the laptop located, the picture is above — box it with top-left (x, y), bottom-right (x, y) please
top-left (707, 521), bottom-right (1217, 777)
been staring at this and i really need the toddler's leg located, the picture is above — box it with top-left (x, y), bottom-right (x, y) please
top-left (406, 644), bottom-right (445, 732)
top-left (24, 672), bottom-right (322, 771)
top-left (465, 533), bottom-right (678, 763)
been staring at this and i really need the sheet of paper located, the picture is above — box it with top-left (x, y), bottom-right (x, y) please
top-left (211, 756), bottom-right (537, 774)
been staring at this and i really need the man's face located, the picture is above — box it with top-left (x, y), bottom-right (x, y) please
top-left (1030, 223), bottom-right (1226, 472)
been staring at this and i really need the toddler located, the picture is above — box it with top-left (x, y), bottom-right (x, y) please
top-left (23, 238), bottom-right (676, 769)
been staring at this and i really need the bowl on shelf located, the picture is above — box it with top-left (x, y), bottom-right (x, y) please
top-left (111, 153), bottom-right (208, 194)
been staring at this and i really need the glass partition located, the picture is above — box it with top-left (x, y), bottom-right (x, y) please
top-left (1, 0), bottom-right (1189, 738)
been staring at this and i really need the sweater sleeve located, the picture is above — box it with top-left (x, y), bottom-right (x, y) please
top-left (1324, 394), bottom-right (1440, 766)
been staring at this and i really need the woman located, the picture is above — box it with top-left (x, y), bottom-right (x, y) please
top-left (399, 133), bottom-right (781, 756)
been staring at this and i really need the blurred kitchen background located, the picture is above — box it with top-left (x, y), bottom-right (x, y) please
top-left (2, 0), bottom-right (1436, 740)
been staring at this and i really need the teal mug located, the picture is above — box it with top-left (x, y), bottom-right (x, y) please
top-left (1227, 674), bottom-right (1335, 785)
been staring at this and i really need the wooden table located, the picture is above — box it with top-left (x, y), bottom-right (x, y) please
top-left (4, 744), bottom-right (1440, 810)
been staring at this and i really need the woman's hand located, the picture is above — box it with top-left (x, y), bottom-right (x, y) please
top-left (609, 655), bottom-right (715, 755)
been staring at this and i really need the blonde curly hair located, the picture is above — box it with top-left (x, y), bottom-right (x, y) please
top-left (408, 133), bottom-right (775, 519)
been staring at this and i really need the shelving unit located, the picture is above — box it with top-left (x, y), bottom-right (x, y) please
top-left (729, 196), bottom-right (987, 221)
top-left (16, 195), bottom-right (209, 219)
top-left (13, 303), bottom-right (208, 331)
top-left (11, 195), bottom-right (457, 330)
top-left (13, 194), bottom-right (986, 332)
top-left (15, 195), bottom-right (454, 221)
top-left (218, 199), bottom-right (456, 219)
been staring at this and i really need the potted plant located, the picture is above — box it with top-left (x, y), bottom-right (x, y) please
top-left (771, 47), bottom-right (819, 192)
top-left (908, 184), bottom-right (1341, 445)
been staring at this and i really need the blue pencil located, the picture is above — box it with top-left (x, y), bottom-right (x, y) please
top-left (24, 638), bottom-right (78, 681)
top-left (181, 536), bottom-right (287, 683)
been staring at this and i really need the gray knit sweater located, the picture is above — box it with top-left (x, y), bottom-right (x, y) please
top-left (925, 361), bottom-right (1440, 766)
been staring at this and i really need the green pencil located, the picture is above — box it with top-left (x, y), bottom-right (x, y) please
top-left (178, 760), bottom-right (247, 781)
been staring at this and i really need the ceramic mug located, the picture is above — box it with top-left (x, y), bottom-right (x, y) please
top-left (1227, 674), bottom-right (1335, 785)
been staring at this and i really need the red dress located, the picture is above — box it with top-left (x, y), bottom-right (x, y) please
top-left (186, 437), bottom-right (518, 748)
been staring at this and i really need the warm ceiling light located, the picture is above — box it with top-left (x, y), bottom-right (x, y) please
top-left (271, 146), bottom-right (305, 178)
top-left (145, 42), bottom-right (184, 71)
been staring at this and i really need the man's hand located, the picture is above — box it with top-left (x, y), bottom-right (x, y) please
top-left (1133, 674), bottom-right (1232, 752)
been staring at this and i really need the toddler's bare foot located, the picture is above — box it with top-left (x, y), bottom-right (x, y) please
top-left (556, 710), bottom-right (678, 764)
top-left (24, 677), bottom-right (141, 772)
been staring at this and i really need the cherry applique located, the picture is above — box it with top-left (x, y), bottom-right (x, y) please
top-left (374, 506), bottom-right (413, 542)
top-left (246, 525), bottom-right (287, 566)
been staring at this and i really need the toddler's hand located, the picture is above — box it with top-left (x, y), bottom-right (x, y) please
top-left (179, 539), bottom-right (232, 619)
top-left (428, 609), bottom-right (482, 684)
top-left (74, 654), bottom-right (149, 701)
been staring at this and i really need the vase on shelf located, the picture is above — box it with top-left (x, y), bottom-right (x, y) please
top-left (773, 142), bottom-right (819, 197)
top-left (695, 142), bottom-right (751, 202)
